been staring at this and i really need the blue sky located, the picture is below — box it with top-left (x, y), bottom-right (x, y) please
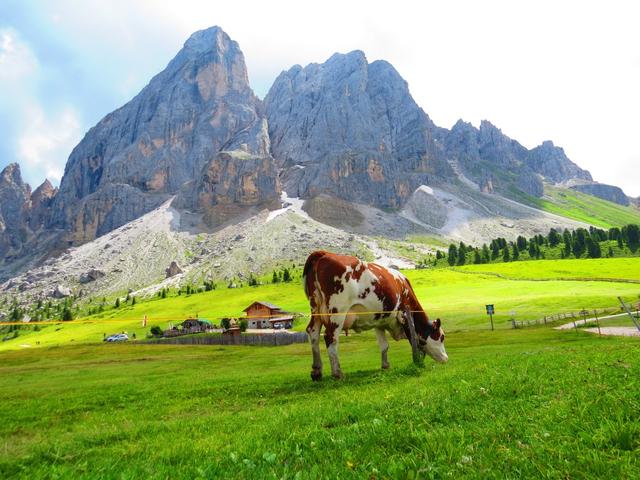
top-left (1, 0), bottom-right (639, 196)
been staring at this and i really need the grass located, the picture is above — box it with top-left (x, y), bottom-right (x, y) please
top-left (0, 328), bottom-right (638, 478)
top-left (2, 258), bottom-right (640, 351)
top-left (528, 185), bottom-right (640, 228)
top-left (455, 257), bottom-right (640, 281)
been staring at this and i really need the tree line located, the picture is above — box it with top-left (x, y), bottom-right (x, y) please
top-left (436, 224), bottom-right (640, 266)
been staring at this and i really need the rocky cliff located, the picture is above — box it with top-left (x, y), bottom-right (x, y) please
top-left (265, 51), bottom-right (452, 209)
top-left (1, 25), bottom-right (629, 279)
top-left (444, 120), bottom-right (543, 197)
top-left (525, 141), bottom-right (592, 183)
top-left (570, 183), bottom-right (630, 206)
top-left (49, 26), bottom-right (279, 244)
top-left (0, 164), bottom-right (57, 262)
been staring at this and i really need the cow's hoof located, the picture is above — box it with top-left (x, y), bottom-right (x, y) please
top-left (381, 363), bottom-right (390, 370)
top-left (311, 370), bottom-right (323, 381)
top-left (332, 371), bottom-right (345, 380)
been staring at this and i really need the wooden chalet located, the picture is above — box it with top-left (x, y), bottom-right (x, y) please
top-left (243, 301), bottom-right (294, 329)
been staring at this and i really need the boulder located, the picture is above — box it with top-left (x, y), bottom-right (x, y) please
top-left (165, 261), bottom-right (183, 278)
top-left (79, 269), bottom-right (106, 284)
top-left (52, 285), bottom-right (72, 298)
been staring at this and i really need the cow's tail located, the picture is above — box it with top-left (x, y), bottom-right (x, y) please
top-left (303, 250), bottom-right (328, 300)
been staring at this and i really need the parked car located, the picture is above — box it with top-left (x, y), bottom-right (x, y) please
top-left (104, 333), bottom-right (129, 342)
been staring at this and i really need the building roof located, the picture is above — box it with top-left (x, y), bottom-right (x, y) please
top-left (268, 315), bottom-right (295, 323)
top-left (243, 301), bottom-right (282, 312)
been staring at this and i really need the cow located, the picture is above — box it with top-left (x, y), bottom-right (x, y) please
top-left (303, 250), bottom-right (448, 380)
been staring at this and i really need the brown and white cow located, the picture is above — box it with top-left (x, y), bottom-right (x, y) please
top-left (303, 251), bottom-right (448, 380)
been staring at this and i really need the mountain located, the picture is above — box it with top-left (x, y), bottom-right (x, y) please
top-left (0, 164), bottom-right (57, 264)
top-left (1, 25), bottom-right (638, 297)
top-left (48, 26), bottom-right (279, 244)
top-left (265, 51), bottom-right (452, 209)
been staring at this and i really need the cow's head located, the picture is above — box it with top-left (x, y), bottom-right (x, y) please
top-left (420, 318), bottom-right (448, 363)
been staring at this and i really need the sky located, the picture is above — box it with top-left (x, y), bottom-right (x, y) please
top-left (1, 0), bottom-right (639, 196)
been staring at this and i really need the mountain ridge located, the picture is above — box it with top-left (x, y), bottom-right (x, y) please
top-left (1, 25), bottom-right (637, 288)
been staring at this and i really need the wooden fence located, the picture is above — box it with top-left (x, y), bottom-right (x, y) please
top-left (510, 307), bottom-right (618, 329)
top-left (147, 331), bottom-right (308, 346)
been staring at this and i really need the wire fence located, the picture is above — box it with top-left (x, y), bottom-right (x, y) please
top-left (146, 331), bottom-right (309, 346)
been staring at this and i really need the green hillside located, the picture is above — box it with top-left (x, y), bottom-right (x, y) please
top-left (530, 185), bottom-right (640, 228)
top-left (1, 329), bottom-right (638, 478)
top-left (2, 258), bottom-right (639, 351)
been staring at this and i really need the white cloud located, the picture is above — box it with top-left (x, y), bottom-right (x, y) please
top-left (0, 28), bottom-right (38, 81)
top-left (2, 0), bottom-right (640, 197)
top-left (17, 105), bottom-right (81, 183)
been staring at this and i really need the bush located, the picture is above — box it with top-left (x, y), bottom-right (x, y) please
top-left (221, 318), bottom-right (231, 330)
top-left (239, 319), bottom-right (248, 332)
top-left (150, 325), bottom-right (163, 336)
top-left (61, 307), bottom-right (73, 321)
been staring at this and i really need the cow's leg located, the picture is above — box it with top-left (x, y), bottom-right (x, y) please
top-left (375, 328), bottom-right (390, 369)
top-left (325, 316), bottom-right (344, 379)
top-left (307, 315), bottom-right (323, 381)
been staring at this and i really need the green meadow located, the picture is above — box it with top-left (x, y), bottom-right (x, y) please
top-left (1, 329), bottom-right (638, 479)
top-left (530, 185), bottom-right (640, 228)
top-left (2, 258), bottom-right (639, 351)
top-left (1, 257), bottom-right (639, 478)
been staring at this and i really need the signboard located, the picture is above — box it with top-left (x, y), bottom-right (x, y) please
top-left (485, 304), bottom-right (495, 315)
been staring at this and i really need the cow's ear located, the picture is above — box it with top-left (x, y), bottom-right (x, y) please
top-left (434, 318), bottom-right (441, 329)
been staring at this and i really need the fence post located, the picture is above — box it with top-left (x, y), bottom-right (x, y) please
top-left (593, 309), bottom-right (601, 336)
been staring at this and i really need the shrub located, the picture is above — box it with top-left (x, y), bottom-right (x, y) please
top-left (61, 307), bottom-right (73, 321)
top-left (239, 319), bottom-right (248, 332)
top-left (150, 325), bottom-right (163, 336)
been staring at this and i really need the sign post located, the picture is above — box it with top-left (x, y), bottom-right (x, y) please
top-left (486, 304), bottom-right (495, 331)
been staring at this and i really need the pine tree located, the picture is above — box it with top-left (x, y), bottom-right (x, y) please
top-left (548, 228), bottom-right (561, 247)
top-left (283, 268), bottom-right (292, 282)
top-left (491, 242), bottom-right (500, 260)
top-left (272, 271), bottom-right (279, 283)
top-left (457, 243), bottom-right (466, 265)
top-left (503, 246), bottom-right (511, 262)
top-left (474, 249), bottom-right (482, 264)
top-left (115, 297), bottom-right (120, 308)
top-left (447, 244), bottom-right (458, 266)
top-left (62, 307), bottom-right (73, 321)
top-left (482, 244), bottom-right (490, 263)
top-left (624, 224), bottom-right (639, 252)
top-left (586, 237), bottom-right (601, 258)
top-left (516, 236), bottom-right (527, 251)
top-left (512, 244), bottom-right (520, 261)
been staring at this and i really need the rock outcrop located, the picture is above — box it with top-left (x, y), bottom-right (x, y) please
top-left (49, 26), bottom-right (279, 244)
top-left (79, 268), bottom-right (106, 284)
top-left (0, 164), bottom-right (31, 259)
top-left (445, 120), bottom-right (543, 197)
top-left (0, 164), bottom-right (58, 262)
top-left (525, 141), bottom-right (592, 183)
top-left (165, 261), bottom-right (183, 278)
top-left (570, 183), bottom-right (630, 206)
top-left (265, 51), bottom-right (452, 209)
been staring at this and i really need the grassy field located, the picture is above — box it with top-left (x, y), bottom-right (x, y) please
top-left (456, 257), bottom-right (640, 281)
top-left (2, 258), bottom-right (640, 351)
top-left (0, 328), bottom-right (638, 479)
top-left (528, 185), bottom-right (640, 228)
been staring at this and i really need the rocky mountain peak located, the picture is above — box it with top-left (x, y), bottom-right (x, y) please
top-left (31, 179), bottom-right (56, 201)
top-left (526, 141), bottom-right (592, 183)
top-left (183, 26), bottom-right (229, 53)
top-left (49, 25), bottom-right (272, 244)
top-left (265, 50), bottom-right (450, 208)
top-left (1, 163), bottom-right (27, 188)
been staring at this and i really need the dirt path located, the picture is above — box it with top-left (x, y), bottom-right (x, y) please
top-left (583, 327), bottom-right (640, 337)
top-left (555, 312), bottom-right (640, 337)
